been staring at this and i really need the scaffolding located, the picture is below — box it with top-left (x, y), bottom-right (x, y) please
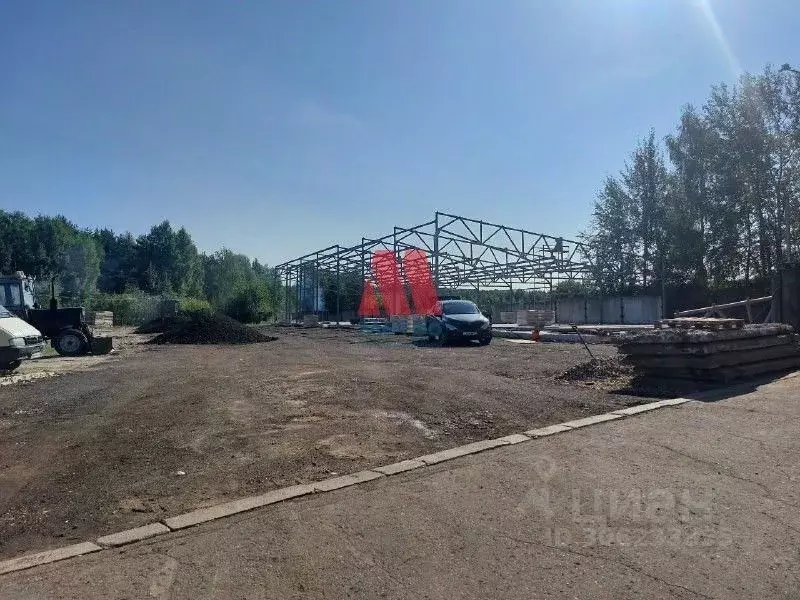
top-left (274, 211), bottom-right (592, 322)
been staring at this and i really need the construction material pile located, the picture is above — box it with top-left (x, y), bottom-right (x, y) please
top-left (556, 357), bottom-right (632, 382)
top-left (146, 313), bottom-right (277, 345)
top-left (86, 311), bottom-right (114, 328)
top-left (617, 320), bottom-right (800, 384)
top-left (516, 309), bottom-right (555, 328)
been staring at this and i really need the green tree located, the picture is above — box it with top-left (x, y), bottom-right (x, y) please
top-left (95, 229), bottom-right (138, 293)
top-left (58, 235), bottom-right (103, 304)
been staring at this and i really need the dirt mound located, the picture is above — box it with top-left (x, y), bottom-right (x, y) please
top-left (135, 317), bottom-right (183, 334)
top-left (555, 357), bottom-right (632, 382)
top-left (147, 313), bottom-right (277, 345)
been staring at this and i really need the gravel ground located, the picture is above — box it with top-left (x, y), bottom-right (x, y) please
top-left (0, 326), bottom-right (644, 559)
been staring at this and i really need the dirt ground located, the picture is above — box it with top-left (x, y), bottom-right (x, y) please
top-left (0, 326), bottom-right (644, 559)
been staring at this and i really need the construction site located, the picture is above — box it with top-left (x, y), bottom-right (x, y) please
top-left (275, 212), bottom-right (591, 318)
top-left (1, 211), bottom-right (799, 590)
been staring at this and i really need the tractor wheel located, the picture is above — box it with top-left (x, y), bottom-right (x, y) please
top-left (54, 329), bottom-right (88, 357)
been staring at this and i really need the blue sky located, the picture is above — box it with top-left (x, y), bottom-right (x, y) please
top-left (1, 0), bottom-right (797, 264)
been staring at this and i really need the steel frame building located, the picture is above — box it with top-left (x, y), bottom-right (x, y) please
top-left (274, 212), bottom-right (592, 321)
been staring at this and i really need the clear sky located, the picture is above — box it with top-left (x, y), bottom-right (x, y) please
top-left (1, 0), bottom-right (797, 265)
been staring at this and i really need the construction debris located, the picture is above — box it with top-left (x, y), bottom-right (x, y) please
top-left (617, 323), bottom-right (800, 383)
top-left (147, 313), bottom-right (277, 345)
top-left (654, 317), bottom-right (744, 331)
top-left (555, 357), bottom-right (632, 382)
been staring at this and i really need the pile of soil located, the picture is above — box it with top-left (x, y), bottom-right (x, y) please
top-left (147, 313), bottom-right (277, 345)
top-left (555, 357), bottom-right (632, 382)
top-left (135, 317), bottom-right (181, 334)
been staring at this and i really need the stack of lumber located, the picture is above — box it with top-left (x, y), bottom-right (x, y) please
top-left (617, 321), bottom-right (800, 383)
top-left (86, 311), bottom-right (114, 328)
top-left (302, 315), bottom-right (319, 327)
top-left (516, 309), bottom-right (555, 328)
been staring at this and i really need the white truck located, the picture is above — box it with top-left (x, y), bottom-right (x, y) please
top-left (0, 303), bottom-right (45, 372)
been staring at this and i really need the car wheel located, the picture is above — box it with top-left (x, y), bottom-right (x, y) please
top-left (478, 336), bottom-right (492, 346)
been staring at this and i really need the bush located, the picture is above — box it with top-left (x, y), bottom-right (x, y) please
top-left (89, 292), bottom-right (163, 325)
top-left (180, 297), bottom-right (213, 317)
top-left (224, 281), bottom-right (270, 323)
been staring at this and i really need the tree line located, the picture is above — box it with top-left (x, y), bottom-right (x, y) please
top-left (585, 64), bottom-right (800, 309)
top-left (3, 64), bottom-right (797, 320)
top-left (0, 211), bottom-right (280, 322)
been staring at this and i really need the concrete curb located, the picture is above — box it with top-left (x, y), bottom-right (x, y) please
top-left (613, 399), bottom-right (679, 416)
top-left (524, 423), bottom-right (572, 437)
top-left (311, 470), bottom-right (384, 492)
top-left (0, 392), bottom-right (703, 577)
top-left (496, 433), bottom-right (531, 444)
top-left (97, 523), bottom-right (170, 548)
top-left (164, 483), bottom-right (316, 530)
top-left (373, 459), bottom-right (425, 475)
top-left (0, 542), bottom-right (101, 576)
top-left (417, 438), bottom-right (512, 465)
top-left (560, 413), bottom-right (624, 429)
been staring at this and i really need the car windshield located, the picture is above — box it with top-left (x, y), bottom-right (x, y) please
top-left (441, 301), bottom-right (480, 315)
top-left (0, 304), bottom-right (11, 318)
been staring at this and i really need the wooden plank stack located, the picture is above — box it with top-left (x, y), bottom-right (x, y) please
top-left (616, 322), bottom-right (800, 384)
top-left (86, 311), bottom-right (114, 329)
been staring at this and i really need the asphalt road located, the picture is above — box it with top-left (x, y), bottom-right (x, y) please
top-left (2, 375), bottom-right (798, 599)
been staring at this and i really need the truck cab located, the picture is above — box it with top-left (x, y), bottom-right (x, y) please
top-left (0, 272), bottom-right (112, 357)
top-left (0, 273), bottom-right (37, 315)
top-left (0, 304), bottom-right (44, 372)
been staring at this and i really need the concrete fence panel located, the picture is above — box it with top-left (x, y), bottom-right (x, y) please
top-left (556, 298), bottom-right (586, 324)
top-left (557, 296), bottom-right (661, 325)
top-left (622, 296), bottom-right (662, 324)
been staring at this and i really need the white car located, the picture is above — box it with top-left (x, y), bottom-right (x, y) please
top-left (0, 304), bottom-right (45, 372)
